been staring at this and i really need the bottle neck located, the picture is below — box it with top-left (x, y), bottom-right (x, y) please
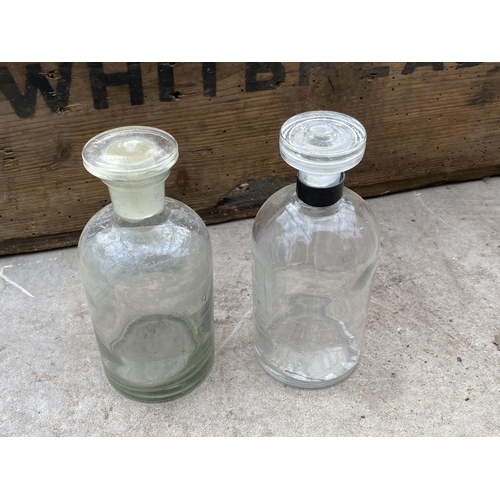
top-left (298, 171), bottom-right (341, 188)
top-left (103, 173), bottom-right (168, 222)
top-left (296, 171), bottom-right (345, 207)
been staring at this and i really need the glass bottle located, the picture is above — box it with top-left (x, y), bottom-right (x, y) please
top-left (79, 126), bottom-right (214, 402)
top-left (252, 111), bottom-right (380, 388)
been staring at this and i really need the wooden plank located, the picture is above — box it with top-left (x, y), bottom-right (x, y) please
top-left (1, 62), bottom-right (499, 255)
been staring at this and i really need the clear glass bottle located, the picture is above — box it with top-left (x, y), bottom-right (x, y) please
top-left (252, 111), bottom-right (380, 388)
top-left (79, 126), bottom-right (214, 402)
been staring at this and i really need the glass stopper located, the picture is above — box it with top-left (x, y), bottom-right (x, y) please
top-left (82, 126), bottom-right (179, 182)
top-left (279, 111), bottom-right (367, 175)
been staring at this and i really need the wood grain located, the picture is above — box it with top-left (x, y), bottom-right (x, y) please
top-left (1, 62), bottom-right (499, 255)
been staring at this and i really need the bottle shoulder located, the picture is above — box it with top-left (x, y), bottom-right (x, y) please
top-left (252, 183), bottom-right (380, 267)
top-left (79, 197), bottom-right (211, 267)
top-left (254, 184), bottom-right (378, 238)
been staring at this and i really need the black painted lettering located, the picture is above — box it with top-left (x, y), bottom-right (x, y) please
top-left (355, 64), bottom-right (390, 79)
top-left (298, 63), bottom-right (330, 86)
top-left (402, 62), bottom-right (444, 75)
top-left (202, 62), bottom-right (216, 97)
top-left (0, 63), bottom-right (72, 118)
top-left (456, 62), bottom-right (483, 68)
top-left (245, 63), bottom-right (286, 92)
top-left (157, 63), bottom-right (177, 101)
top-left (88, 63), bottom-right (144, 109)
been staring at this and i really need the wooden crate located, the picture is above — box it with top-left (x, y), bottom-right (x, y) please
top-left (1, 62), bottom-right (499, 255)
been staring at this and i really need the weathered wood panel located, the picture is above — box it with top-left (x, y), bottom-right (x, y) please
top-left (1, 62), bottom-right (499, 255)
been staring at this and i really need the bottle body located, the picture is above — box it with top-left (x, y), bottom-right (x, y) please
top-left (252, 184), bottom-right (379, 388)
top-left (79, 198), bottom-right (214, 401)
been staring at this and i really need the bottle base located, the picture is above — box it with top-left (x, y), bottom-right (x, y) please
top-left (103, 352), bottom-right (214, 402)
top-left (255, 348), bottom-right (359, 389)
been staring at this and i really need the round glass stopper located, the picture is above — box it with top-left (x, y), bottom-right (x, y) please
top-left (279, 111), bottom-right (366, 174)
top-left (82, 126), bottom-right (179, 181)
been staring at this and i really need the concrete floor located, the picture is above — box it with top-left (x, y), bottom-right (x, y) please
top-left (1, 177), bottom-right (499, 436)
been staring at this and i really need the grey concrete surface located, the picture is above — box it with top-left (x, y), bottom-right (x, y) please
top-left (1, 177), bottom-right (499, 436)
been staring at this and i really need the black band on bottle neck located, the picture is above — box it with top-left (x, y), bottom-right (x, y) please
top-left (296, 172), bottom-right (345, 207)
